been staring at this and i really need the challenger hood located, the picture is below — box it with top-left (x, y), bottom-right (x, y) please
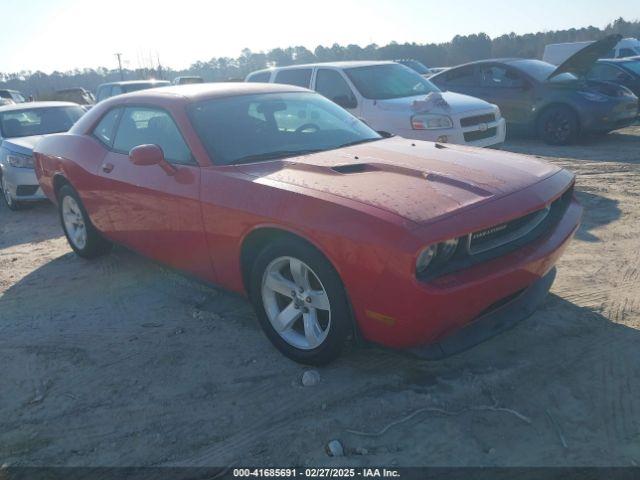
top-left (549, 34), bottom-right (622, 80)
top-left (238, 137), bottom-right (561, 225)
top-left (1, 135), bottom-right (44, 156)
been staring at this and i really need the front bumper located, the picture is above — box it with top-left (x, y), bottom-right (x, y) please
top-left (408, 267), bottom-right (556, 359)
top-left (580, 98), bottom-right (639, 132)
top-left (395, 117), bottom-right (507, 148)
top-left (355, 195), bottom-right (582, 351)
top-left (1, 165), bottom-right (46, 202)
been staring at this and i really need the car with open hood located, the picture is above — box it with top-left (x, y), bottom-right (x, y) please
top-left (246, 61), bottom-right (506, 148)
top-left (431, 35), bottom-right (639, 144)
top-left (0, 101), bottom-right (85, 209)
top-left (587, 57), bottom-right (640, 100)
top-left (34, 83), bottom-right (581, 364)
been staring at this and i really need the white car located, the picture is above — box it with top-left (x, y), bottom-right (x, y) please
top-left (246, 61), bottom-right (506, 148)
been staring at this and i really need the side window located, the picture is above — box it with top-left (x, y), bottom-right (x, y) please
top-left (92, 108), bottom-right (122, 147)
top-left (274, 69), bottom-right (312, 88)
top-left (315, 69), bottom-right (357, 108)
top-left (619, 48), bottom-right (636, 58)
top-left (445, 66), bottom-right (477, 87)
top-left (479, 66), bottom-right (524, 88)
top-left (113, 107), bottom-right (193, 165)
top-left (96, 86), bottom-right (111, 102)
top-left (247, 71), bottom-right (271, 83)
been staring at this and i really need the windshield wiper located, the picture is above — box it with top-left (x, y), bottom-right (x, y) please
top-left (231, 149), bottom-right (324, 165)
top-left (337, 137), bottom-right (385, 149)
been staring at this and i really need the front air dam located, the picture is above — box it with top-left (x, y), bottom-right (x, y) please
top-left (408, 267), bottom-right (557, 360)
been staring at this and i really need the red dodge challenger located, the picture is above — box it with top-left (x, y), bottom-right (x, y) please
top-left (34, 83), bottom-right (582, 364)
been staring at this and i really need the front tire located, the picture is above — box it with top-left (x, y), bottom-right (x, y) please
top-left (57, 184), bottom-right (112, 258)
top-left (249, 237), bottom-right (352, 365)
top-left (1, 172), bottom-right (22, 211)
top-left (537, 106), bottom-right (579, 145)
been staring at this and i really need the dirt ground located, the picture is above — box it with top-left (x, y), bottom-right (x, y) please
top-left (1, 126), bottom-right (640, 468)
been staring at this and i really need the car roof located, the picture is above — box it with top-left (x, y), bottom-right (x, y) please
top-left (249, 60), bottom-right (396, 76)
top-left (102, 82), bottom-right (312, 104)
top-left (0, 101), bottom-right (79, 112)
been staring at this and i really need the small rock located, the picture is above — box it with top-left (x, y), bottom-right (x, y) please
top-left (354, 447), bottom-right (369, 456)
top-left (326, 440), bottom-right (344, 457)
top-left (488, 447), bottom-right (496, 456)
top-left (301, 370), bottom-right (321, 387)
top-left (321, 402), bottom-right (327, 411)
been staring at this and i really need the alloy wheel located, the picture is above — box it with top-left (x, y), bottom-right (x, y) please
top-left (261, 256), bottom-right (331, 350)
top-left (61, 195), bottom-right (87, 249)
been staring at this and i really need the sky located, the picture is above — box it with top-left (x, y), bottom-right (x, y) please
top-left (0, 0), bottom-right (638, 73)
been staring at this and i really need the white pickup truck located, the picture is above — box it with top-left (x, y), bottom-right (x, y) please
top-left (246, 61), bottom-right (506, 148)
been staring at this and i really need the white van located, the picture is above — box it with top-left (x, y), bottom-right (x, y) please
top-left (543, 38), bottom-right (640, 65)
top-left (246, 61), bottom-right (506, 148)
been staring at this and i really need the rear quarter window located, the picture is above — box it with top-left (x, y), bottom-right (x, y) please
top-left (247, 71), bottom-right (271, 83)
top-left (274, 69), bottom-right (312, 88)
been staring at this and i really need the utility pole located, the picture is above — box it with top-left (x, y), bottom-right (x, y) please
top-left (115, 53), bottom-right (124, 80)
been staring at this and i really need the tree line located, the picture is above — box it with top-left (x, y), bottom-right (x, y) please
top-left (1, 17), bottom-right (638, 98)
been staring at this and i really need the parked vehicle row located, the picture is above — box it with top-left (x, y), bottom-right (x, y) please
top-left (6, 37), bottom-right (636, 364)
top-left (247, 61), bottom-right (507, 147)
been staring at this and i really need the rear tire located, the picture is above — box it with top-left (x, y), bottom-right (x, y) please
top-left (249, 237), bottom-right (352, 365)
top-left (537, 106), bottom-right (579, 145)
top-left (57, 184), bottom-right (112, 258)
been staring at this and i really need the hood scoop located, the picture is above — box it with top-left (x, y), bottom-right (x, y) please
top-left (330, 163), bottom-right (380, 174)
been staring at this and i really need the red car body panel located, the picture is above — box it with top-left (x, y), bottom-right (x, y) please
top-left (34, 84), bottom-right (582, 350)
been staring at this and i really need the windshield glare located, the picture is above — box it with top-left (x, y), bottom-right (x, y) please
top-left (511, 59), bottom-right (578, 82)
top-left (189, 92), bottom-right (381, 166)
top-left (345, 64), bottom-right (440, 100)
top-left (0, 106), bottom-right (85, 138)
top-left (622, 61), bottom-right (640, 75)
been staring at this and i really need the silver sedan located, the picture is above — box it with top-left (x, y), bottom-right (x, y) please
top-left (0, 101), bottom-right (84, 210)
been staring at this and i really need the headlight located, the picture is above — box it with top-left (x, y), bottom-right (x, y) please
top-left (416, 245), bottom-right (437, 274)
top-left (577, 91), bottom-right (609, 103)
top-left (7, 153), bottom-right (34, 169)
top-left (415, 238), bottom-right (460, 275)
top-left (411, 113), bottom-right (453, 130)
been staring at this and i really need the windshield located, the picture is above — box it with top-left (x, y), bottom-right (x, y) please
top-left (510, 59), bottom-right (578, 82)
top-left (398, 60), bottom-right (431, 75)
top-left (188, 92), bottom-right (381, 166)
top-left (345, 63), bottom-right (440, 100)
top-left (622, 61), bottom-right (640, 75)
top-left (0, 106), bottom-right (84, 138)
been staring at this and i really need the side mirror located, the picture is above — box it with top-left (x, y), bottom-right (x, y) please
top-left (333, 95), bottom-right (357, 109)
top-left (129, 144), bottom-right (176, 175)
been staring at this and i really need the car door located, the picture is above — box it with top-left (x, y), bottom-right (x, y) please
top-left (97, 105), bottom-right (212, 279)
top-left (476, 65), bottom-right (535, 126)
top-left (313, 68), bottom-right (360, 117)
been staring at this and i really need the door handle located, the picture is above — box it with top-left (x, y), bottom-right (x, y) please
top-left (101, 163), bottom-right (114, 174)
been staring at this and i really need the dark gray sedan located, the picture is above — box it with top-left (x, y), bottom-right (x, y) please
top-left (431, 35), bottom-right (639, 144)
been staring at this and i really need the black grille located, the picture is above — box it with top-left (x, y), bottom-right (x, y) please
top-left (16, 185), bottom-right (39, 196)
top-left (418, 185), bottom-right (574, 282)
top-left (463, 127), bottom-right (497, 142)
top-left (469, 206), bottom-right (550, 254)
top-left (460, 113), bottom-right (496, 127)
